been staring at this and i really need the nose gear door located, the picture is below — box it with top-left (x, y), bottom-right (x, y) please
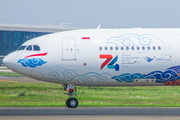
top-left (62, 38), bottom-right (76, 61)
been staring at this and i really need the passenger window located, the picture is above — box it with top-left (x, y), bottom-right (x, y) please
top-left (142, 46), bottom-right (145, 50)
top-left (115, 46), bottom-right (118, 50)
top-left (131, 46), bottom-right (134, 50)
top-left (110, 46), bottom-right (113, 50)
top-left (137, 46), bottom-right (140, 50)
top-left (126, 46), bottom-right (129, 50)
top-left (105, 47), bottom-right (108, 50)
top-left (121, 46), bottom-right (124, 50)
top-left (153, 46), bottom-right (156, 50)
top-left (26, 45), bottom-right (32, 51)
top-left (147, 46), bottom-right (150, 50)
top-left (17, 46), bottom-right (26, 51)
top-left (99, 47), bottom-right (102, 50)
top-left (33, 45), bottom-right (40, 51)
top-left (158, 46), bottom-right (161, 50)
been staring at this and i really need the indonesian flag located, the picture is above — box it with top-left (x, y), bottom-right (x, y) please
top-left (82, 37), bottom-right (90, 41)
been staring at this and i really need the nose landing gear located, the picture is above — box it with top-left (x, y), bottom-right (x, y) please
top-left (64, 84), bottom-right (78, 108)
top-left (66, 98), bottom-right (78, 108)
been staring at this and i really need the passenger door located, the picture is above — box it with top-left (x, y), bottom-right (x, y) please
top-left (62, 38), bottom-right (76, 61)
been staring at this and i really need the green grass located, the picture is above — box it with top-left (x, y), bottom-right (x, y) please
top-left (0, 81), bottom-right (180, 107)
top-left (0, 72), bottom-right (22, 76)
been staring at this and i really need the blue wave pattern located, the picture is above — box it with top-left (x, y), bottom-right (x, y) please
top-left (166, 65), bottom-right (180, 74)
top-left (36, 66), bottom-right (180, 84)
top-left (17, 58), bottom-right (47, 68)
top-left (112, 66), bottom-right (180, 83)
top-left (73, 72), bottom-right (112, 84)
top-left (144, 70), bottom-right (180, 83)
top-left (112, 73), bottom-right (146, 82)
top-left (37, 66), bottom-right (112, 84)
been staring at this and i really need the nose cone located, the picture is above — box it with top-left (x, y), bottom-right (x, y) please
top-left (3, 56), bottom-right (8, 67)
top-left (3, 53), bottom-right (16, 70)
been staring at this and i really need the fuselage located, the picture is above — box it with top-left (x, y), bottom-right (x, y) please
top-left (3, 28), bottom-right (180, 86)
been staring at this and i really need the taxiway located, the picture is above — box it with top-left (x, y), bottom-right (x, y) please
top-left (0, 107), bottom-right (180, 120)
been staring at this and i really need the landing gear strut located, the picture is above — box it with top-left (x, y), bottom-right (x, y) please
top-left (64, 84), bottom-right (78, 108)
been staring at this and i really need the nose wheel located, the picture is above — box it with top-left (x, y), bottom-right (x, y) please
top-left (66, 98), bottom-right (78, 108)
top-left (64, 84), bottom-right (78, 108)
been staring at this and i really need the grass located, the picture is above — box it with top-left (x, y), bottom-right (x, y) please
top-left (0, 81), bottom-right (180, 107)
top-left (0, 72), bottom-right (22, 76)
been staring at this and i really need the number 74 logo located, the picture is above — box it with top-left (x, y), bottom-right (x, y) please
top-left (100, 55), bottom-right (120, 71)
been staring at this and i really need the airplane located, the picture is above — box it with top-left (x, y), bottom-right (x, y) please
top-left (3, 28), bottom-right (180, 108)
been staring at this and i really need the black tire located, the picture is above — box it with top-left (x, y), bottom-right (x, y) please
top-left (66, 98), bottom-right (78, 108)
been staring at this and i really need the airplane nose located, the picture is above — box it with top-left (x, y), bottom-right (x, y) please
top-left (3, 55), bottom-right (10, 68)
top-left (2, 53), bottom-right (16, 69)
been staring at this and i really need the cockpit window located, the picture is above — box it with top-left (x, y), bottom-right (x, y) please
top-left (17, 46), bottom-right (26, 51)
top-left (26, 45), bottom-right (32, 51)
top-left (17, 45), bottom-right (41, 51)
top-left (33, 45), bottom-right (40, 51)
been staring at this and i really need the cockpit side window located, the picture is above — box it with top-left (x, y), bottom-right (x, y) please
top-left (26, 45), bottom-right (32, 51)
top-left (17, 46), bottom-right (26, 51)
top-left (17, 45), bottom-right (41, 51)
top-left (33, 45), bottom-right (40, 51)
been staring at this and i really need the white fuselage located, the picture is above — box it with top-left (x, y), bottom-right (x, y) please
top-left (3, 28), bottom-right (180, 86)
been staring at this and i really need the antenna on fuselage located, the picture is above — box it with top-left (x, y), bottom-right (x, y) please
top-left (97, 24), bottom-right (101, 29)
